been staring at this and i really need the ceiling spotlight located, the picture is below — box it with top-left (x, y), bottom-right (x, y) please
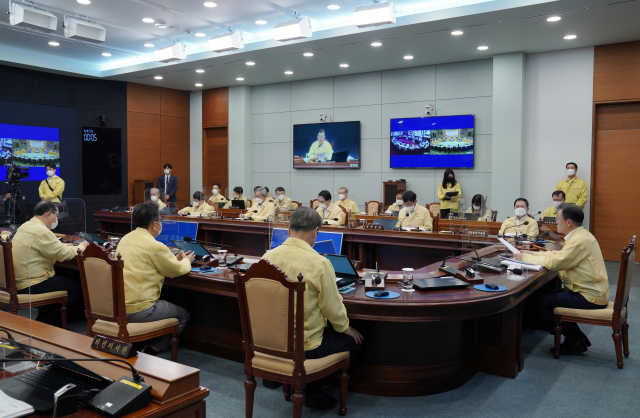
top-left (154, 42), bottom-right (187, 63)
top-left (327, 4), bottom-right (340, 10)
top-left (451, 30), bottom-right (463, 35)
top-left (155, 21), bottom-right (168, 28)
top-left (101, 52), bottom-right (111, 56)
top-left (246, 61), bottom-right (255, 65)
top-left (236, 77), bottom-right (245, 81)
top-left (255, 20), bottom-right (267, 25)
top-left (10, 2), bottom-right (57, 32)
top-left (273, 17), bottom-right (312, 41)
top-left (354, 1), bottom-right (395, 28)
top-left (340, 63), bottom-right (349, 67)
top-left (371, 41), bottom-right (382, 46)
top-left (195, 83), bottom-right (203, 87)
top-left (404, 55), bottom-right (413, 60)
top-left (144, 43), bottom-right (154, 47)
top-left (48, 41), bottom-right (59, 46)
top-left (204, 2), bottom-right (217, 7)
top-left (477, 45), bottom-right (488, 50)
top-left (154, 76), bottom-right (163, 80)
top-left (195, 32), bottom-right (206, 37)
top-left (303, 52), bottom-right (314, 56)
top-left (564, 34), bottom-right (576, 40)
top-left (209, 30), bottom-right (244, 52)
top-left (284, 71), bottom-right (293, 75)
top-left (196, 69), bottom-right (205, 73)
top-left (547, 16), bottom-right (561, 22)
top-left (77, 0), bottom-right (91, 4)
top-left (142, 18), bottom-right (154, 23)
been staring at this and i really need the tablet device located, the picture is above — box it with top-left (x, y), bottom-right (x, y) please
top-left (231, 200), bottom-right (246, 209)
top-left (170, 240), bottom-right (212, 259)
top-left (78, 232), bottom-right (106, 245)
top-left (445, 191), bottom-right (459, 197)
top-left (413, 277), bottom-right (470, 290)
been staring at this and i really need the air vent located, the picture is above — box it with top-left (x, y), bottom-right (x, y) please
top-left (338, 36), bottom-right (398, 47)
top-left (413, 23), bottom-right (484, 36)
top-left (498, 7), bottom-right (588, 23)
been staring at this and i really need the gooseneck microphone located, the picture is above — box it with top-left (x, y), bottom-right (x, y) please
top-left (183, 236), bottom-right (238, 257)
top-left (95, 229), bottom-right (126, 237)
top-left (394, 212), bottom-right (410, 230)
top-left (498, 222), bottom-right (529, 238)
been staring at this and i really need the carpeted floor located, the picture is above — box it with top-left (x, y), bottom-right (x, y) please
top-left (16, 261), bottom-right (640, 417)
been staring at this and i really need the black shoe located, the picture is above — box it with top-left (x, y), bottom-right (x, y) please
top-left (143, 346), bottom-right (159, 357)
top-left (304, 391), bottom-right (337, 410)
top-left (550, 339), bottom-right (588, 355)
top-left (582, 335), bottom-right (592, 347)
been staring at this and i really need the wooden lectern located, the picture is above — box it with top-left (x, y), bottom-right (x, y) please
top-left (134, 179), bottom-right (156, 204)
top-left (383, 180), bottom-right (407, 208)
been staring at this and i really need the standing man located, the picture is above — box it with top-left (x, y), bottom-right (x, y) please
top-left (316, 190), bottom-right (345, 226)
top-left (157, 164), bottom-right (178, 203)
top-left (244, 187), bottom-right (275, 221)
top-left (308, 129), bottom-right (333, 162)
top-left (38, 163), bottom-right (64, 203)
top-left (395, 191), bottom-right (432, 230)
top-left (555, 162), bottom-right (588, 210)
top-left (208, 183), bottom-right (228, 208)
top-left (543, 191), bottom-right (566, 219)
top-left (336, 187), bottom-right (360, 215)
top-left (274, 187), bottom-right (293, 211)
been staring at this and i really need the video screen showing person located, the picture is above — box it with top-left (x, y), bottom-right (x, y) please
top-left (390, 115), bottom-right (474, 168)
top-left (293, 121), bottom-right (360, 169)
top-left (0, 124), bottom-right (60, 179)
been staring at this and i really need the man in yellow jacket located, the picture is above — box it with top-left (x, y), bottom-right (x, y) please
top-left (148, 188), bottom-right (167, 210)
top-left (207, 183), bottom-right (228, 208)
top-left (516, 204), bottom-right (609, 355)
top-left (178, 191), bottom-right (214, 217)
top-left (395, 191), bottom-right (433, 231)
top-left (307, 129), bottom-right (333, 162)
top-left (542, 190), bottom-right (565, 218)
top-left (244, 187), bottom-right (275, 221)
top-left (38, 163), bottom-right (64, 203)
top-left (499, 198), bottom-right (539, 238)
top-left (117, 202), bottom-right (195, 356)
top-left (274, 186), bottom-right (293, 211)
top-left (223, 186), bottom-right (250, 209)
top-left (316, 190), bottom-right (346, 226)
top-left (13, 201), bottom-right (89, 326)
top-left (555, 162), bottom-right (588, 210)
top-left (385, 189), bottom-right (405, 214)
top-left (336, 187), bottom-right (360, 215)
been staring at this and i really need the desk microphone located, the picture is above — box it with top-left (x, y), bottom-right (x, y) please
top-left (498, 222), bottom-right (529, 238)
top-left (182, 236), bottom-right (238, 257)
top-left (531, 210), bottom-right (542, 219)
top-left (394, 213), bottom-right (410, 230)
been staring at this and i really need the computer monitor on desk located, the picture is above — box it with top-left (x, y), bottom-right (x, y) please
top-left (231, 200), bottom-right (246, 209)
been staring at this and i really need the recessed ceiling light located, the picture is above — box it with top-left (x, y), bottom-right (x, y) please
top-left (547, 16), bottom-right (561, 22)
top-left (303, 52), bottom-right (314, 56)
top-left (236, 77), bottom-right (245, 81)
top-left (154, 76), bottom-right (163, 80)
top-left (142, 18), bottom-right (154, 23)
top-left (155, 22), bottom-right (167, 28)
top-left (403, 55), bottom-right (413, 60)
top-left (101, 52), bottom-right (112, 56)
top-left (564, 34), bottom-right (577, 40)
top-left (371, 41), bottom-right (382, 47)
top-left (48, 41), bottom-right (59, 46)
top-left (196, 69), bottom-right (205, 73)
top-left (255, 20), bottom-right (267, 25)
top-left (327, 4), bottom-right (340, 10)
top-left (203, 2), bottom-right (217, 7)
top-left (284, 71), bottom-right (293, 75)
top-left (477, 45), bottom-right (489, 50)
top-left (195, 83), bottom-right (203, 87)
top-left (144, 43), bottom-right (154, 47)
top-left (77, 0), bottom-right (91, 4)
top-left (195, 32), bottom-right (206, 37)
top-left (451, 30), bottom-right (463, 35)
top-left (246, 61), bottom-right (255, 66)
top-left (339, 63), bottom-right (349, 68)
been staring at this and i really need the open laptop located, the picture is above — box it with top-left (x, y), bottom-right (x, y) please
top-left (313, 240), bottom-right (337, 255)
top-left (320, 253), bottom-right (360, 288)
top-left (231, 200), bottom-right (246, 209)
top-left (413, 277), bottom-right (470, 291)
top-left (171, 240), bottom-right (212, 261)
top-left (330, 151), bottom-right (349, 163)
top-left (372, 218), bottom-right (399, 230)
top-left (78, 232), bottom-right (106, 245)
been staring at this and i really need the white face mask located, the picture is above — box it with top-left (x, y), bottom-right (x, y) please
top-left (256, 197), bottom-right (263, 204)
top-left (48, 214), bottom-right (58, 230)
top-left (473, 205), bottom-right (480, 211)
top-left (319, 202), bottom-right (327, 209)
top-left (396, 200), bottom-right (404, 206)
top-left (164, 169), bottom-right (170, 175)
top-left (406, 205), bottom-right (415, 213)
top-left (338, 194), bottom-right (346, 200)
top-left (212, 188), bottom-right (218, 195)
top-left (515, 207), bottom-right (527, 217)
top-left (150, 195), bottom-right (158, 202)
top-left (193, 201), bottom-right (200, 207)
top-left (567, 169), bottom-right (575, 177)
top-left (233, 194), bottom-right (238, 200)
top-left (278, 195), bottom-right (285, 201)
top-left (153, 221), bottom-right (162, 235)
top-left (46, 170), bottom-right (55, 177)
top-left (553, 201), bottom-right (562, 209)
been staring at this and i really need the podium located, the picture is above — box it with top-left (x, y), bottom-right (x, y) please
top-left (134, 179), bottom-right (156, 204)
top-left (383, 180), bottom-right (407, 208)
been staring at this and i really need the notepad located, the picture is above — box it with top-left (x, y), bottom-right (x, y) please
top-left (0, 390), bottom-right (34, 418)
top-left (498, 237), bottom-right (520, 254)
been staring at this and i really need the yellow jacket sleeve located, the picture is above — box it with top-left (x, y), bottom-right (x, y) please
top-left (252, 203), bottom-right (275, 221)
top-left (523, 245), bottom-right (581, 272)
top-left (576, 182), bottom-right (588, 210)
top-left (437, 183), bottom-right (445, 201)
top-left (315, 263), bottom-right (349, 333)
top-left (38, 231), bottom-right (79, 262)
top-left (151, 245), bottom-right (192, 279)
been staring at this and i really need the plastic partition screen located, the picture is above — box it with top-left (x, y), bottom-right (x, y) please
top-left (0, 123), bottom-right (60, 179)
top-left (270, 228), bottom-right (343, 254)
top-left (293, 121), bottom-right (360, 169)
top-left (390, 115), bottom-right (474, 168)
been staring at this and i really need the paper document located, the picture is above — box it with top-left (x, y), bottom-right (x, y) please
top-left (401, 226), bottom-right (426, 231)
top-left (0, 390), bottom-right (34, 418)
top-left (498, 237), bottom-right (520, 254)
top-left (316, 152), bottom-right (327, 162)
top-left (500, 259), bottom-right (543, 272)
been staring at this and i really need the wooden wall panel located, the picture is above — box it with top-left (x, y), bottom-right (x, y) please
top-left (127, 112), bottom-right (161, 205)
top-left (202, 88), bottom-right (228, 127)
top-left (161, 116), bottom-right (191, 205)
top-left (203, 127), bottom-right (229, 194)
top-left (161, 88), bottom-right (189, 118)
top-left (594, 41), bottom-right (640, 103)
top-left (127, 83), bottom-right (160, 115)
top-left (595, 102), bottom-right (640, 131)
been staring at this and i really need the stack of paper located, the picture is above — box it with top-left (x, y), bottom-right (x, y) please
top-left (0, 390), bottom-right (34, 418)
top-left (500, 259), bottom-right (544, 272)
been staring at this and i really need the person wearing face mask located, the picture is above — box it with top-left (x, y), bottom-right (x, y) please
top-left (499, 198), bottom-right (539, 237)
top-left (274, 186), bottom-right (293, 211)
top-left (465, 194), bottom-right (493, 221)
top-left (13, 201), bottom-right (90, 327)
top-left (395, 191), bottom-right (433, 230)
top-left (250, 186), bottom-right (275, 209)
top-left (335, 187), bottom-right (360, 215)
top-left (116, 202), bottom-right (195, 357)
top-left (543, 190), bottom-right (566, 219)
top-left (385, 189), bottom-right (406, 214)
top-left (555, 162), bottom-right (588, 210)
top-left (244, 187), bottom-right (276, 221)
top-left (437, 169), bottom-right (462, 219)
top-left (157, 163), bottom-right (178, 203)
top-left (223, 186), bottom-right (250, 209)
top-left (207, 183), bottom-right (228, 208)
top-left (38, 163), bottom-right (65, 203)
top-left (178, 191), bottom-right (214, 217)
top-left (148, 188), bottom-right (167, 210)
top-left (261, 208), bottom-right (363, 409)
top-left (515, 204), bottom-right (609, 355)
top-left (316, 190), bottom-right (346, 226)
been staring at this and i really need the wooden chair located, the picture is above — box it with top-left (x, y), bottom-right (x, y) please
top-left (490, 210), bottom-right (498, 222)
top-left (426, 202), bottom-right (441, 218)
top-left (553, 235), bottom-right (636, 368)
top-left (291, 201), bottom-right (301, 210)
top-left (310, 199), bottom-right (319, 209)
top-left (0, 238), bottom-right (68, 329)
top-left (77, 243), bottom-right (180, 362)
top-left (430, 212), bottom-right (439, 232)
top-left (338, 205), bottom-right (349, 226)
top-left (364, 201), bottom-right (382, 215)
top-left (234, 259), bottom-right (350, 417)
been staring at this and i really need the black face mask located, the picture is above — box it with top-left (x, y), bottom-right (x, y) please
top-left (448, 177), bottom-right (454, 181)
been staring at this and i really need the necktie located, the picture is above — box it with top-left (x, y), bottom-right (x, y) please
top-left (166, 175), bottom-right (169, 190)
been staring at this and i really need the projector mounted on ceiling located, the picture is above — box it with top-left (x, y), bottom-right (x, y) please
top-left (208, 30), bottom-right (244, 53)
top-left (354, 1), bottom-right (396, 28)
top-left (64, 15), bottom-right (106, 43)
top-left (154, 42), bottom-right (187, 63)
top-left (9, 1), bottom-right (58, 32)
top-left (273, 17), bottom-right (312, 42)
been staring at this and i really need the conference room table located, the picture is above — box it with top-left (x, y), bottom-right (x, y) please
top-left (81, 211), bottom-right (562, 397)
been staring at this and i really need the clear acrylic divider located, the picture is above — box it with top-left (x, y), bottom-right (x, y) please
top-left (53, 198), bottom-right (86, 236)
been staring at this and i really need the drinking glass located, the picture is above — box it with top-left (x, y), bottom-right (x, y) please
top-left (218, 250), bottom-right (228, 268)
top-left (401, 268), bottom-right (414, 291)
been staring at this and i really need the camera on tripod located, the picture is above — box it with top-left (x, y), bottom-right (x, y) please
top-left (6, 164), bottom-right (29, 183)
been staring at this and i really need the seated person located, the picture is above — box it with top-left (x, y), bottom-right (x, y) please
top-left (262, 207), bottom-right (363, 408)
top-left (178, 191), bottom-right (214, 217)
top-left (250, 186), bottom-right (275, 208)
top-left (117, 202), bottom-right (195, 356)
top-left (223, 186), bottom-right (250, 209)
top-left (316, 190), bottom-right (345, 226)
top-left (148, 188), bottom-right (166, 210)
top-left (243, 187), bottom-right (275, 221)
top-left (13, 201), bottom-right (90, 327)
top-left (395, 191), bottom-right (433, 231)
top-left (543, 190), bottom-right (565, 218)
top-left (385, 189), bottom-right (406, 214)
top-left (465, 194), bottom-right (493, 221)
top-left (515, 204), bottom-right (609, 355)
top-left (336, 187), bottom-right (360, 215)
top-left (498, 198), bottom-right (539, 237)
top-left (274, 186), bottom-right (293, 211)
top-left (307, 129), bottom-right (333, 162)
top-left (207, 183), bottom-right (228, 208)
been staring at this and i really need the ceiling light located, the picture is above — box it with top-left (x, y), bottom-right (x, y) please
top-left (451, 30), bottom-right (463, 35)
top-left (9, 2), bottom-right (57, 32)
top-left (354, 1), bottom-right (395, 28)
top-left (547, 16), bottom-right (561, 22)
top-left (101, 52), bottom-right (111, 56)
top-left (209, 30), bottom-right (244, 52)
top-left (255, 20), bottom-right (267, 25)
top-left (371, 41), bottom-right (382, 46)
top-left (404, 55), bottom-right (413, 60)
top-left (142, 18), bottom-right (154, 23)
top-left (477, 45), bottom-right (488, 50)
top-left (196, 69), bottom-right (205, 73)
top-left (195, 83), bottom-right (203, 87)
top-left (340, 63), bottom-right (349, 68)
top-left (564, 34), bottom-right (576, 40)
top-left (64, 15), bottom-right (106, 43)
top-left (154, 76), bottom-right (163, 80)
top-left (204, 2), bottom-right (217, 7)
top-left (236, 77), bottom-right (244, 81)
top-left (246, 61), bottom-right (255, 65)
top-left (48, 41), bottom-right (59, 46)
top-left (273, 17), bottom-right (312, 41)
top-left (144, 43), bottom-right (154, 47)
top-left (195, 32), bottom-right (206, 37)
top-left (77, 0), bottom-right (91, 4)
top-left (155, 21), bottom-right (168, 28)
top-left (303, 52), bottom-right (314, 56)
top-left (327, 4), bottom-right (340, 10)
top-left (284, 71), bottom-right (293, 75)
top-left (154, 42), bottom-right (187, 63)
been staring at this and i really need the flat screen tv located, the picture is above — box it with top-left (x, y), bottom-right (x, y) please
top-left (389, 115), bottom-right (474, 168)
top-left (293, 121), bottom-right (360, 169)
top-left (0, 123), bottom-right (60, 179)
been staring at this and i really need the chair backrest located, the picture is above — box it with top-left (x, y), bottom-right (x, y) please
top-left (0, 239), bottom-right (18, 309)
top-left (234, 259), bottom-right (306, 363)
top-left (291, 201), bottom-right (301, 210)
top-left (491, 210), bottom-right (498, 222)
top-left (613, 236), bottom-right (637, 313)
top-left (426, 202), bottom-right (440, 217)
top-left (365, 201), bottom-right (382, 215)
top-left (76, 243), bottom-right (128, 328)
top-left (430, 213), bottom-right (440, 232)
top-left (310, 199), bottom-right (319, 209)
top-left (338, 204), bottom-right (349, 226)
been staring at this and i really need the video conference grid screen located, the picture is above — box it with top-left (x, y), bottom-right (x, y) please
top-left (389, 115), bottom-right (474, 168)
top-left (293, 121), bottom-right (361, 169)
top-left (0, 123), bottom-right (60, 179)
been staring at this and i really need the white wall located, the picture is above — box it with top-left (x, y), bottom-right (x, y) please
top-left (189, 90), bottom-right (202, 194)
top-left (524, 47), bottom-right (594, 228)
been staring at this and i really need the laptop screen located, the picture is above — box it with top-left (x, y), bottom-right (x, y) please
top-left (320, 254), bottom-right (359, 278)
top-left (171, 240), bottom-right (211, 257)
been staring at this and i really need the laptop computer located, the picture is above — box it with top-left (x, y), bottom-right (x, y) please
top-left (463, 213), bottom-right (479, 221)
top-left (330, 151), bottom-right (349, 163)
top-left (372, 218), bottom-right (399, 230)
top-left (78, 232), bottom-right (106, 245)
top-left (231, 200), bottom-right (246, 209)
top-left (171, 240), bottom-right (212, 261)
top-left (413, 277), bottom-right (470, 291)
top-left (320, 253), bottom-right (360, 288)
top-left (313, 240), bottom-right (337, 255)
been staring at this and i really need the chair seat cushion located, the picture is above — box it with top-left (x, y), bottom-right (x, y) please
top-left (0, 290), bottom-right (67, 304)
top-left (554, 302), bottom-right (627, 323)
top-left (92, 318), bottom-right (178, 337)
top-left (252, 351), bottom-right (349, 376)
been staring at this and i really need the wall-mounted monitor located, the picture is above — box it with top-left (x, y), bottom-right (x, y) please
top-left (293, 121), bottom-right (360, 169)
top-left (390, 115), bottom-right (474, 168)
top-left (0, 123), bottom-right (60, 179)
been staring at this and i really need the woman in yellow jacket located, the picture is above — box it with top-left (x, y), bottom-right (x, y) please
top-left (437, 169), bottom-right (461, 219)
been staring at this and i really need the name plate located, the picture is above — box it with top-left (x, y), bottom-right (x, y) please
top-left (91, 335), bottom-right (137, 358)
